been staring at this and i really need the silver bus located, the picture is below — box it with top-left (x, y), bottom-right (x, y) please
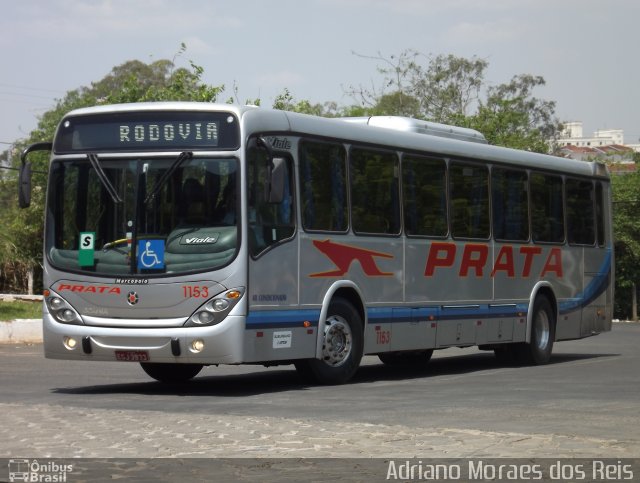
top-left (19, 102), bottom-right (613, 384)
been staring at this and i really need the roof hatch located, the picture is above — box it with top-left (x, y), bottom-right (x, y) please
top-left (340, 116), bottom-right (487, 144)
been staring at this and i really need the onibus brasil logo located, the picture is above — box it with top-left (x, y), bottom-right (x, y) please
top-left (8, 459), bottom-right (73, 482)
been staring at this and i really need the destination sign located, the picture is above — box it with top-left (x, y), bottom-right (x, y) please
top-left (118, 121), bottom-right (218, 144)
top-left (54, 111), bottom-right (240, 153)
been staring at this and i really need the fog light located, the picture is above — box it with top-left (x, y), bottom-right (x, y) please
top-left (63, 336), bottom-right (77, 350)
top-left (191, 339), bottom-right (205, 353)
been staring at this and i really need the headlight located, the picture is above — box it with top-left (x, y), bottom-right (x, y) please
top-left (49, 297), bottom-right (65, 310)
top-left (194, 311), bottom-right (216, 325)
top-left (185, 288), bottom-right (245, 327)
top-left (45, 291), bottom-right (83, 325)
top-left (211, 298), bottom-right (229, 311)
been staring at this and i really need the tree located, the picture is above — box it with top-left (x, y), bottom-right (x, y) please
top-left (611, 171), bottom-right (640, 319)
top-left (346, 50), bottom-right (560, 153)
top-left (272, 88), bottom-right (341, 117)
top-left (347, 51), bottom-right (487, 123)
top-left (465, 74), bottom-right (562, 151)
top-left (369, 92), bottom-right (421, 117)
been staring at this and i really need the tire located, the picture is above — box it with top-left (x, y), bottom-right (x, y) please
top-left (140, 362), bottom-right (203, 383)
top-left (513, 296), bottom-right (556, 365)
top-left (295, 297), bottom-right (364, 385)
top-left (378, 350), bottom-right (433, 368)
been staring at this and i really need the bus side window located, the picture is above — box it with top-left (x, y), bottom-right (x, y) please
top-left (350, 147), bottom-right (400, 235)
top-left (299, 141), bottom-right (348, 232)
top-left (595, 182), bottom-right (605, 247)
top-left (248, 145), bottom-right (295, 257)
top-left (492, 168), bottom-right (529, 241)
top-left (531, 172), bottom-right (564, 243)
top-left (450, 162), bottom-right (490, 239)
top-left (567, 178), bottom-right (595, 246)
top-left (402, 155), bottom-right (447, 237)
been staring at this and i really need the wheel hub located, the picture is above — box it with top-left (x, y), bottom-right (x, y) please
top-left (534, 310), bottom-right (550, 350)
top-left (321, 315), bottom-right (353, 367)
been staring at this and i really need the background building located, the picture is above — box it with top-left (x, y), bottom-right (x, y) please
top-left (559, 121), bottom-right (624, 148)
top-left (557, 121), bottom-right (637, 170)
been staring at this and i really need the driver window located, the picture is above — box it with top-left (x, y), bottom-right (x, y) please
top-left (247, 144), bottom-right (295, 257)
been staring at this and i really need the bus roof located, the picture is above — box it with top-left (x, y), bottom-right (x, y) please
top-left (60, 102), bottom-right (608, 180)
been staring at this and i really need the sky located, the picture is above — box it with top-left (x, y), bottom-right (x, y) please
top-left (1, 0), bottom-right (639, 150)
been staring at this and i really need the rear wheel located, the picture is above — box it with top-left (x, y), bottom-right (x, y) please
top-left (140, 363), bottom-right (203, 383)
top-left (295, 297), bottom-right (363, 385)
top-left (513, 296), bottom-right (555, 365)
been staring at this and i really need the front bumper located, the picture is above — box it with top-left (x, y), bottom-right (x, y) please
top-left (43, 312), bottom-right (245, 364)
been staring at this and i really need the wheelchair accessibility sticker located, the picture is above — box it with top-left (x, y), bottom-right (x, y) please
top-left (138, 239), bottom-right (165, 270)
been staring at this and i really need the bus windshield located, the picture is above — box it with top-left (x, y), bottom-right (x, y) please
top-left (46, 155), bottom-right (238, 276)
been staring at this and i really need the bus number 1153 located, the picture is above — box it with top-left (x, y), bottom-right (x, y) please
top-left (183, 285), bottom-right (209, 298)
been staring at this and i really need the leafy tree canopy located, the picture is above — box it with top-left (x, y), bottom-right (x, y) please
top-left (344, 50), bottom-right (562, 153)
top-left (611, 171), bottom-right (640, 318)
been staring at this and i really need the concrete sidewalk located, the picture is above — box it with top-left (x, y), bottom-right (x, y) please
top-left (0, 319), bottom-right (42, 344)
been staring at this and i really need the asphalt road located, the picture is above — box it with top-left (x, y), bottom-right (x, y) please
top-left (1, 323), bottom-right (639, 461)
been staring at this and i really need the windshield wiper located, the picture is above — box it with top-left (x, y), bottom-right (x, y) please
top-left (144, 151), bottom-right (193, 204)
top-left (87, 153), bottom-right (123, 204)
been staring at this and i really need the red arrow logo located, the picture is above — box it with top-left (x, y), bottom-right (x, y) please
top-left (310, 239), bottom-right (394, 277)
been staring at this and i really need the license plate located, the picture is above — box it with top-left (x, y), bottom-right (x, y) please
top-left (115, 350), bottom-right (149, 362)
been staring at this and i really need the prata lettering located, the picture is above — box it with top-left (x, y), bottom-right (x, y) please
top-left (424, 242), bottom-right (563, 278)
top-left (58, 283), bottom-right (121, 294)
top-left (119, 122), bottom-right (218, 143)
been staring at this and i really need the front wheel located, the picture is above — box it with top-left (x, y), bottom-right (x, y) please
top-left (140, 362), bottom-right (203, 383)
top-left (295, 297), bottom-right (363, 385)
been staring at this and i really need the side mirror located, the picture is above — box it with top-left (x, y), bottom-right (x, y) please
top-left (266, 157), bottom-right (286, 203)
top-left (18, 141), bottom-right (52, 209)
top-left (18, 163), bottom-right (32, 208)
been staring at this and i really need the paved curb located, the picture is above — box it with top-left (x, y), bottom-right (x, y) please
top-left (0, 319), bottom-right (42, 344)
top-left (1, 294), bottom-right (43, 344)
top-left (0, 293), bottom-right (43, 302)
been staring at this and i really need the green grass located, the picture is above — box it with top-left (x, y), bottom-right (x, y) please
top-left (0, 300), bottom-right (43, 321)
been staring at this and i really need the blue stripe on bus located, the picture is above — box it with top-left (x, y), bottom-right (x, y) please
top-left (245, 304), bottom-right (528, 329)
top-left (438, 304), bottom-right (529, 321)
top-left (246, 309), bottom-right (321, 329)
